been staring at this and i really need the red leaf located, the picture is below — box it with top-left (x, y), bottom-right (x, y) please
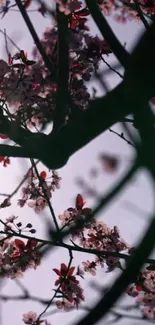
top-left (61, 263), bottom-right (68, 272)
top-left (11, 252), bottom-right (21, 259)
top-left (24, 0), bottom-right (32, 8)
top-left (26, 239), bottom-right (37, 250)
top-left (53, 268), bottom-right (61, 276)
top-left (67, 266), bottom-right (75, 276)
top-left (55, 279), bottom-right (60, 286)
top-left (0, 156), bottom-right (4, 162)
top-left (15, 239), bottom-right (25, 251)
top-left (136, 285), bottom-right (143, 292)
top-left (40, 171), bottom-right (47, 180)
top-left (0, 134), bottom-right (8, 139)
top-left (3, 157), bottom-right (10, 167)
top-left (76, 194), bottom-right (86, 210)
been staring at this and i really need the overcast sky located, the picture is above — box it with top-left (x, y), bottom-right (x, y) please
top-left (0, 2), bottom-right (153, 325)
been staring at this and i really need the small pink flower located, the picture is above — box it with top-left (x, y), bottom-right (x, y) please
top-left (58, 210), bottom-right (72, 226)
top-left (56, 299), bottom-right (72, 311)
top-left (143, 306), bottom-right (155, 319)
top-left (6, 215), bottom-right (18, 223)
top-left (28, 198), bottom-right (47, 213)
top-left (23, 311), bottom-right (37, 324)
top-left (18, 199), bottom-right (26, 207)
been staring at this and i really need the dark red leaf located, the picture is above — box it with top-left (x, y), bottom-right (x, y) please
top-left (0, 134), bottom-right (8, 139)
top-left (15, 239), bottom-right (25, 251)
top-left (24, 0), bottom-right (32, 8)
top-left (53, 268), bottom-right (61, 276)
top-left (67, 266), bottom-right (75, 276)
top-left (76, 194), bottom-right (86, 210)
top-left (26, 239), bottom-right (37, 250)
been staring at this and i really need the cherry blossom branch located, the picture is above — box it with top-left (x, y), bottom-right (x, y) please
top-left (73, 209), bottom-right (155, 325)
top-left (0, 0), bottom-right (154, 175)
top-left (30, 159), bottom-right (60, 235)
top-left (43, 82), bottom-right (132, 169)
top-left (0, 160), bottom-right (39, 199)
top-left (70, 22), bottom-right (155, 325)
top-left (85, 0), bottom-right (130, 68)
top-left (132, 0), bottom-right (150, 30)
top-left (37, 248), bottom-right (73, 322)
top-left (109, 128), bottom-right (136, 148)
top-left (2, 225), bottom-right (155, 265)
top-left (15, 0), bottom-right (55, 78)
top-left (58, 159), bottom-right (138, 242)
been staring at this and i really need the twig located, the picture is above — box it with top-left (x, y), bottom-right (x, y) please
top-left (101, 56), bottom-right (124, 79)
top-left (30, 159), bottom-right (60, 236)
top-left (15, 0), bottom-right (55, 79)
top-left (109, 128), bottom-right (136, 148)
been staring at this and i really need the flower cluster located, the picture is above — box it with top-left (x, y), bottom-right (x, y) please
top-left (0, 0), bottom-right (154, 322)
top-left (56, 194), bottom-right (155, 319)
top-left (55, 194), bottom-right (129, 310)
top-left (53, 263), bottom-right (84, 309)
top-left (127, 266), bottom-right (155, 319)
top-left (18, 169), bottom-right (61, 213)
top-left (59, 194), bottom-right (127, 272)
top-left (58, 193), bottom-right (92, 230)
top-left (0, 2), bottom-right (111, 129)
top-left (0, 236), bottom-right (41, 279)
top-left (1, 0), bottom-right (154, 129)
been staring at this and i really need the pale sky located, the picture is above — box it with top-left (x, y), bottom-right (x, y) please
top-left (0, 2), bottom-right (153, 325)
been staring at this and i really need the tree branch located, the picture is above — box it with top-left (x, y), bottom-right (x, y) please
top-left (15, 0), bottom-right (55, 78)
top-left (0, 144), bottom-right (37, 159)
